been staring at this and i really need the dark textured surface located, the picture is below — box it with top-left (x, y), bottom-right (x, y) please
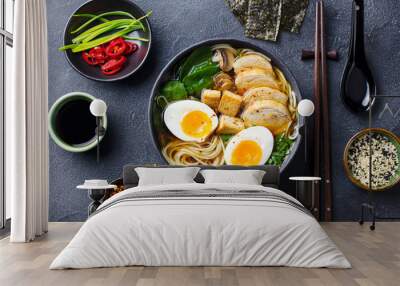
top-left (47, 0), bottom-right (400, 221)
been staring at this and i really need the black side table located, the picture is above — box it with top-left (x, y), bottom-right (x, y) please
top-left (289, 177), bottom-right (321, 216)
top-left (77, 183), bottom-right (117, 216)
top-left (87, 189), bottom-right (106, 215)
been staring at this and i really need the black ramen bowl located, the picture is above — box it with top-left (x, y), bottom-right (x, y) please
top-left (149, 38), bottom-right (303, 172)
top-left (63, 0), bottom-right (151, 82)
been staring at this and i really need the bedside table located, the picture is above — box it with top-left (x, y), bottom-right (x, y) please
top-left (289, 177), bottom-right (321, 214)
top-left (77, 180), bottom-right (117, 216)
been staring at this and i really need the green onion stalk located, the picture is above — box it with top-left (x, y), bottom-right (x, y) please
top-left (59, 10), bottom-right (152, 52)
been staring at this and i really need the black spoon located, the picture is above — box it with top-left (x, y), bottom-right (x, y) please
top-left (340, 0), bottom-right (376, 112)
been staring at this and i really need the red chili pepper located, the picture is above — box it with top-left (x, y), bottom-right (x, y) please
top-left (82, 51), bottom-right (98, 66)
top-left (101, 56), bottom-right (127, 75)
top-left (90, 46), bottom-right (107, 64)
top-left (105, 37), bottom-right (127, 59)
top-left (124, 42), bottom-right (138, 55)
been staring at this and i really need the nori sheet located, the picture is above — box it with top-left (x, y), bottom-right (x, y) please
top-left (225, 0), bottom-right (309, 41)
top-left (225, 0), bottom-right (249, 25)
top-left (280, 0), bottom-right (309, 33)
top-left (245, 0), bottom-right (282, 42)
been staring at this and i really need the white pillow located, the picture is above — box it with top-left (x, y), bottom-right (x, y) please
top-left (135, 167), bottom-right (200, 186)
top-left (200, 169), bottom-right (266, 185)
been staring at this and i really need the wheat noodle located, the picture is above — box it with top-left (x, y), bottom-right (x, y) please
top-left (162, 136), bottom-right (225, 166)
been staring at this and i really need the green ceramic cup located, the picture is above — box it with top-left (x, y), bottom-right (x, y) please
top-left (48, 92), bottom-right (107, 152)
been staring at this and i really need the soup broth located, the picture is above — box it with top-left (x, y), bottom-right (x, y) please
top-left (55, 99), bottom-right (97, 146)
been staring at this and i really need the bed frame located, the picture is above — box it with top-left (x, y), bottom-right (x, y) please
top-left (122, 164), bottom-right (280, 189)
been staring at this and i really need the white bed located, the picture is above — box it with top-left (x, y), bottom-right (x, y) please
top-left (50, 182), bottom-right (350, 269)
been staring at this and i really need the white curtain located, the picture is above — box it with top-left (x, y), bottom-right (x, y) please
top-left (8, 0), bottom-right (49, 242)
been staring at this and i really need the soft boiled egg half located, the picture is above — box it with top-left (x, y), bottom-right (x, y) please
top-left (164, 100), bottom-right (218, 142)
top-left (225, 126), bottom-right (274, 166)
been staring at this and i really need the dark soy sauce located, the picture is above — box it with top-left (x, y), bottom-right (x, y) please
top-left (340, 0), bottom-right (376, 112)
top-left (55, 99), bottom-right (97, 146)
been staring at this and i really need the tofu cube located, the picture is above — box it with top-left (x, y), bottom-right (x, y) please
top-left (216, 115), bottom-right (245, 134)
top-left (201, 89), bottom-right (221, 111)
top-left (218, 90), bottom-right (242, 117)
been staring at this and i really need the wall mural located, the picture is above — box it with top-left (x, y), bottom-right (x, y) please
top-left (47, 0), bottom-right (400, 222)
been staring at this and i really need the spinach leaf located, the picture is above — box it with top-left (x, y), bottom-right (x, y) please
top-left (267, 134), bottom-right (294, 166)
top-left (182, 63), bottom-right (219, 96)
top-left (178, 47), bottom-right (213, 80)
top-left (220, 134), bottom-right (233, 144)
top-left (160, 80), bottom-right (188, 102)
top-left (183, 76), bottom-right (214, 96)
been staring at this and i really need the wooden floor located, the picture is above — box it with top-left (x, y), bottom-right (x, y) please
top-left (0, 222), bottom-right (399, 286)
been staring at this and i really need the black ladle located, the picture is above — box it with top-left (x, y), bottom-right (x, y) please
top-left (340, 0), bottom-right (376, 112)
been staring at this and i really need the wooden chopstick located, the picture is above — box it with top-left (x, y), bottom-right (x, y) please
top-left (312, 0), bottom-right (322, 220)
top-left (319, 0), bottom-right (333, 221)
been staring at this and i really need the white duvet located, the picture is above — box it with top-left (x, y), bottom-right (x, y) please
top-left (50, 183), bottom-right (350, 269)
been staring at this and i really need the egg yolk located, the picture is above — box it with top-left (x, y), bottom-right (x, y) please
top-left (231, 140), bottom-right (262, 166)
top-left (181, 110), bottom-right (212, 139)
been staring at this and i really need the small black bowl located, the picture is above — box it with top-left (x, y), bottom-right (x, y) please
top-left (63, 0), bottom-right (151, 82)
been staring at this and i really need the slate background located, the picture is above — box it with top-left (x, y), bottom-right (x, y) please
top-left (47, 0), bottom-right (400, 221)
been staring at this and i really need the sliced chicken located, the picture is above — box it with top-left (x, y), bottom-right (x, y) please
top-left (243, 86), bottom-right (288, 108)
top-left (233, 54), bottom-right (274, 74)
top-left (235, 68), bottom-right (281, 94)
top-left (241, 99), bottom-right (292, 135)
